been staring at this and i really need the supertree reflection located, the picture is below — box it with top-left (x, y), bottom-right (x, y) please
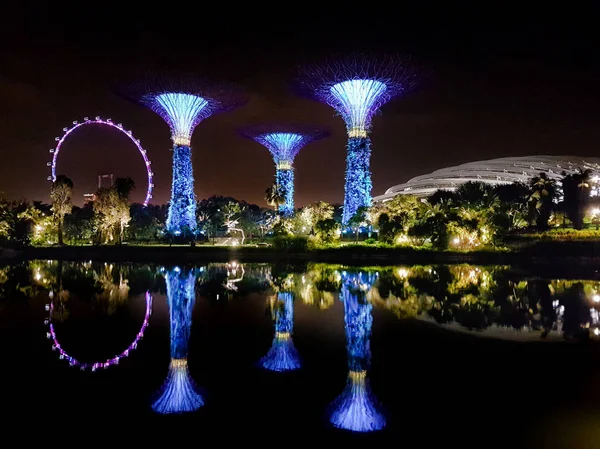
top-left (259, 291), bottom-right (301, 372)
top-left (329, 270), bottom-right (385, 432)
top-left (151, 267), bottom-right (204, 414)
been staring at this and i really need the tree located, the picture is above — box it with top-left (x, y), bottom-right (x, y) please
top-left (128, 203), bottom-right (166, 242)
top-left (315, 218), bottom-right (341, 244)
top-left (50, 175), bottom-right (74, 245)
top-left (347, 206), bottom-right (370, 242)
top-left (529, 173), bottom-right (557, 230)
top-left (114, 177), bottom-right (136, 199)
top-left (93, 177), bottom-right (134, 244)
top-left (265, 183), bottom-right (285, 212)
top-left (370, 195), bottom-right (423, 244)
top-left (222, 201), bottom-right (245, 245)
top-left (64, 204), bottom-right (95, 244)
top-left (561, 168), bottom-right (591, 230)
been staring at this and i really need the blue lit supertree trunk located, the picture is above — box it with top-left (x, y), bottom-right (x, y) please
top-left (259, 291), bottom-right (301, 372)
top-left (121, 74), bottom-right (246, 236)
top-left (239, 125), bottom-right (329, 217)
top-left (328, 270), bottom-right (385, 432)
top-left (276, 167), bottom-right (295, 216)
top-left (166, 145), bottom-right (197, 233)
top-left (343, 137), bottom-right (372, 224)
top-left (151, 267), bottom-right (203, 414)
top-left (297, 54), bottom-right (420, 224)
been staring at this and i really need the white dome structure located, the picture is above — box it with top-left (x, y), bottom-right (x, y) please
top-left (373, 155), bottom-right (600, 202)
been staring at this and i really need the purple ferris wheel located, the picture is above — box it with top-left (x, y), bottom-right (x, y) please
top-left (47, 116), bottom-right (154, 206)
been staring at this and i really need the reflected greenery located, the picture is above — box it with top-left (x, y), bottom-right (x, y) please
top-left (1, 260), bottom-right (600, 341)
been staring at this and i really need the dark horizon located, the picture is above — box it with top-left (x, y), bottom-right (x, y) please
top-left (2, 5), bottom-right (600, 207)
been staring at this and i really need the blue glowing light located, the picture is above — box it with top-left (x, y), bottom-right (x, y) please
top-left (342, 137), bottom-right (372, 224)
top-left (148, 93), bottom-right (211, 236)
top-left (252, 132), bottom-right (319, 217)
top-left (155, 93), bottom-right (211, 146)
top-left (152, 267), bottom-right (204, 414)
top-left (298, 56), bottom-right (419, 227)
top-left (276, 168), bottom-right (294, 217)
top-left (255, 133), bottom-right (306, 167)
top-left (329, 79), bottom-right (387, 138)
top-left (259, 292), bottom-right (301, 372)
top-left (166, 145), bottom-right (197, 235)
top-left (328, 270), bottom-right (385, 432)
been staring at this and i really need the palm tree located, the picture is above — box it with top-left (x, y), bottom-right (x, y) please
top-left (50, 175), bottom-right (74, 245)
top-left (529, 172), bottom-right (557, 230)
top-left (561, 168), bottom-right (591, 229)
top-left (265, 183), bottom-right (285, 213)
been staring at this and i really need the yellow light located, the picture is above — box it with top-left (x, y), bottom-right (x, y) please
top-left (171, 358), bottom-right (188, 368)
top-left (173, 135), bottom-right (191, 146)
top-left (348, 128), bottom-right (367, 138)
top-left (275, 332), bottom-right (290, 340)
top-left (276, 161), bottom-right (293, 170)
top-left (349, 370), bottom-right (367, 381)
top-left (396, 267), bottom-right (409, 279)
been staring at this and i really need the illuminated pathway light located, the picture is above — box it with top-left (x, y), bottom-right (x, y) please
top-left (240, 124), bottom-right (328, 216)
top-left (48, 117), bottom-right (154, 206)
top-left (297, 53), bottom-right (421, 223)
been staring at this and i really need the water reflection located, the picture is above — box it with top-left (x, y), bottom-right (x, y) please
top-left (2, 261), bottom-right (599, 342)
top-left (41, 259), bottom-right (153, 371)
top-left (152, 266), bottom-right (204, 414)
top-left (328, 270), bottom-right (385, 432)
top-left (259, 292), bottom-right (301, 372)
top-left (46, 291), bottom-right (152, 371)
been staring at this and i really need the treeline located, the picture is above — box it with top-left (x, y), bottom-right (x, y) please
top-left (0, 169), bottom-right (598, 250)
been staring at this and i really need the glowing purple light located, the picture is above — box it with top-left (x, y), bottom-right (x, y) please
top-left (45, 291), bottom-right (153, 371)
top-left (48, 117), bottom-right (154, 206)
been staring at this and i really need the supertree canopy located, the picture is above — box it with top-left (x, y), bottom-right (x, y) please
top-left (328, 270), bottom-right (385, 432)
top-left (121, 73), bottom-right (246, 235)
top-left (259, 291), bottom-right (301, 372)
top-left (297, 53), bottom-right (419, 224)
top-left (240, 124), bottom-right (328, 216)
top-left (151, 266), bottom-right (204, 414)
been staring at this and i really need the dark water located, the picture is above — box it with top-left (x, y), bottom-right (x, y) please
top-left (3, 260), bottom-right (600, 446)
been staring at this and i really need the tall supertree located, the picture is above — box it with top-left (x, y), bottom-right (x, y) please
top-left (151, 266), bottom-right (204, 414)
top-left (297, 54), bottom-right (419, 224)
top-left (259, 291), bottom-right (301, 372)
top-left (122, 73), bottom-right (246, 235)
top-left (328, 270), bottom-right (385, 432)
top-left (240, 124), bottom-right (328, 216)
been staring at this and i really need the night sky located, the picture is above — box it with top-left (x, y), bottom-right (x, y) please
top-left (2, 4), bottom-right (600, 207)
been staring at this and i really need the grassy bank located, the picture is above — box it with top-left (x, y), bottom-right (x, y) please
top-left (3, 231), bottom-right (600, 266)
top-left (0, 242), bottom-right (573, 265)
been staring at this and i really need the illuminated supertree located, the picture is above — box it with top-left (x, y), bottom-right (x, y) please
top-left (122, 74), bottom-right (246, 235)
top-left (298, 54), bottom-right (419, 224)
top-left (240, 124), bottom-right (328, 216)
top-left (151, 266), bottom-right (203, 414)
top-left (328, 270), bottom-right (385, 432)
top-left (259, 291), bottom-right (301, 372)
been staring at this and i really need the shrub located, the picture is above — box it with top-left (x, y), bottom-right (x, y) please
top-left (364, 238), bottom-right (377, 245)
top-left (272, 235), bottom-right (309, 252)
